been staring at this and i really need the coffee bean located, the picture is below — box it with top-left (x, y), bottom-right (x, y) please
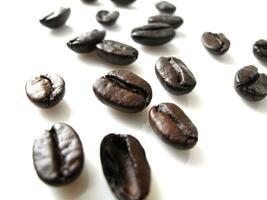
top-left (33, 123), bottom-right (84, 186)
top-left (155, 1), bottom-right (176, 14)
top-left (253, 39), bottom-right (267, 62)
top-left (96, 40), bottom-right (138, 65)
top-left (234, 65), bottom-right (267, 101)
top-left (131, 23), bottom-right (175, 46)
top-left (111, 0), bottom-right (136, 5)
top-left (40, 7), bottom-right (71, 29)
top-left (149, 103), bottom-right (198, 149)
top-left (148, 15), bottom-right (183, 29)
top-left (93, 70), bottom-right (152, 113)
top-left (25, 74), bottom-right (65, 109)
top-left (100, 133), bottom-right (151, 200)
top-left (201, 32), bottom-right (230, 55)
top-left (67, 30), bottom-right (106, 53)
top-left (155, 57), bottom-right (196, 95)
top-left (96, 10), bottom-right (119, 26)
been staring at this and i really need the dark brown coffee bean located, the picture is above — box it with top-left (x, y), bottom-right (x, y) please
top-left (155, 57), bottom-right (196, 95)
top-left (33, 123), bottom-right (84, 186)
top-left (67, 30), bottom-right (106, 53)
top-left (40, 7), bottom-right (71, 29)
top-left (82, 0), bottom-right (97, 2)
top-left (131, 23), bottom-right (175, 46)
top-left (148, 15), bottom-right (183, 29)
top-left (149, 103), bottom-right (198, 149)
top-left (111, 0), bottom-right (136, 5)
top-left (93, 70), bottom-right (152, 113)
top-left (25, 74), bottom-right (65, 109)
top-left (100, 133), bottom-right (151, 200)
top-left (155, 1), bottom-right (176, 14)
top-left (96, 40), bottom-right (138, 65)
top-left (253, 39), bottom-right (267, 62)
top-left (96, 10), bottom-right (119, 26)
top-left (201, 32), bottom-right (230, 55)
top-left (234, 65), bottom-right (267, 101)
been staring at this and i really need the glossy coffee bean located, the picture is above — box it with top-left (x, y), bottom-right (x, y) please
top-left (131, 23), bottom-right (175, 46)
top-left (93, 70), bottom-right (152, 113)
top-left (100, 134), bottom-right (151, 200)
top-left (155, 1), bottom-right (176, 14)
top-left (96, 10), bottom-right (119, 26)
top-left (155, 57), bottom-right (196, 95)
top-left (111, 0), bottom-right (136, 5)
top-left (253, 40), bottom-right (267, 62)
top-left (67, 30), bottom-right (106, 53)
top-left (201, 32), bottom-right (230, 55)
top-left (96, 40), bottom-right (138, 65)
top-left (25, 74), bottom-right (65, 109)
top-left (149, 103), bottom-right (198, 149)
top-left (234, 65), bottom-right (267, 101)
top-left (33, 123), bottom-right (84, 186)
top-left (40, 7), bottom-right (71, 29)
top-left (148, 15), bottom-right (183, 29)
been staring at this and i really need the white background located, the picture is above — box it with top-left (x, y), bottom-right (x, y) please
top-left (1, 0), bottom-right (267, 199)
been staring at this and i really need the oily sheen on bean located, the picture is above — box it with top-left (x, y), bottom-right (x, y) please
top-left (155, 57), bottom-right (196, 95)
top-left (96, 40), bottom-right (138, 65)
top-left (131, 23), bottom-right (175, 46)
top-left (149, 103), bottom-right (198, 150)
top-left (201, 32), bottom-right (230, 55)
top-left (33, 123), bottom-right (84, 186)
top-left (40, 7), bottom-right (71, 28)
top-left (67, 30), bottom-right (106, 53)
top-left (25, 74), bottom-right (65, 108)
top-left (100, 134), bottom-right (151, 200)
top-left (93, 69), bottom-right (152, 113)
top-left (234, 65), bottom-right (267, 101)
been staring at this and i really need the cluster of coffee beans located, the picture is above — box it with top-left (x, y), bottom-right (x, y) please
top-left (26, 0), bottom-right (267, 200)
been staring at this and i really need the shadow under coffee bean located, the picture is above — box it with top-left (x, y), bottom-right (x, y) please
top-left (93, 69), bottom-right (152, 113)
top-left (33, 123), bottom-right (84, 186)
top-left (100, 133), bottom-right (151, 200)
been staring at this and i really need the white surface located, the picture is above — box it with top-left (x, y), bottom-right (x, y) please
top-left (1, 0), bottom-right (267, 199)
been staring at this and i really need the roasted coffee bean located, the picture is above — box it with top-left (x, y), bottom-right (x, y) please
top-left (155, 57), bottom-right (196, 95)
top-left (253, 40), bottom-right (267, 62)
top-left (25, 74), bottom-right (65, 108)
top-left (96, 40), bottom-right (138, 65)
top-left (149, 103), bottom-right (198, 149)
top-left (148, 15), bottom-right (183, 29)
top-left (67, 30), bottom-right (106, 53)
top-left (40, 7), bottom-right (71, 29)
top-left (131, 23), bottom-right (175, 46)
top-left (155, 1), bottom-right (176, 14)
top-left (93, 70), bottom-right (152, 113)
top-left (111, 0), bottom-right (136, 5)
top-left (234, 65), bottom-right (267, 101)
top-left (96, 10), bottom-right (119, 26)
top-left (33, 123), bottom-right (84, 186)
top-left (100, 134), bottom-right (151, 200)
top-left (201, 32), bottom-right (230, 55)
